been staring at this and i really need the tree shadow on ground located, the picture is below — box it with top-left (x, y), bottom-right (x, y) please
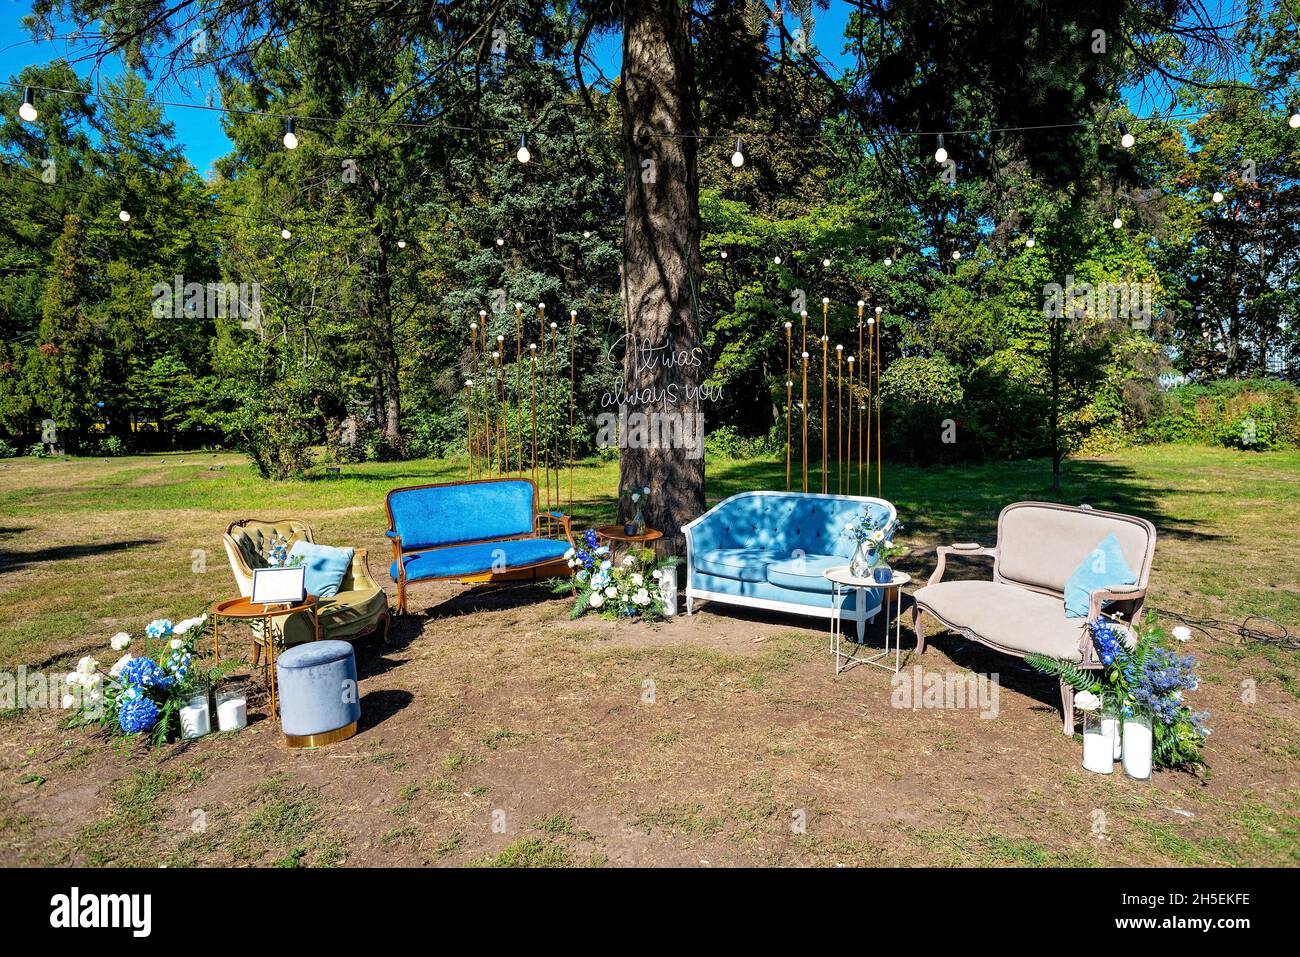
top-left (358, 689), bottom-right (414, 732)
top-left (0, 537), bottom-right (162, 575)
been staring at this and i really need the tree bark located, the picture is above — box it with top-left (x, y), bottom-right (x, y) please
top-left (617, 0), bottom-right (705, 548)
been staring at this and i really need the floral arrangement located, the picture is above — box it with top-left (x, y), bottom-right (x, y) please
top-left (268, 534), bottom-right (305, 567)
top-left (551, 528), bottom-right (680, 620)
top-left (1027, 616), bottom-right (1210, 770)
top-left (841, 509), bottom-right (903, 568)
top-left (67, 615), bottom-right (216, 746)
top-left (620, 485), bottom-right (652, 533)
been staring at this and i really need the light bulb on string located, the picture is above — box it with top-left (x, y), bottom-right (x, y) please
top-left (1289, 105), bottom-right (1300, 129)
top-left (730, 137), bottom-right (744, 168)
top-left (280, 227), bottom-right (291, 240)
top-left (822, 257), bottom-right (831, 268)
top-left (397, 239), bottom-right (407, 249)
top-left (934, 133), bottom-right (948, 164)
top-left (1025, 231), bottom-right (1036, 248)
top-left (582, 231), bottom-right (591, 239)
top-left (1212, 191), bottom-right (1224, 204)
top-left (118, 206), bottom-right (131, 223)
top-left (719, 251), bottom-right (728, 260)
top-left (1119, 122), bottom-right (1135, 149)
top-left (773, 255), bottom-right (782, 265)
top-left (1112, 211), bottom-right (1123, 229)
top-left (951, 250), bottom-right (961, 260)
top-left (495, 237), bottom-right (505, 247)
top-left (516, 132), bottom-right (531, 164)
top-left (18, 87), bottom-right (37, 123)
top-left (883, 255), bottom-right (892, 266)
top-left (283, 117), bottom-right (298, 150)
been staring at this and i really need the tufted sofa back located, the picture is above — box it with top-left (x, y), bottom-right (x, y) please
top-left (685, 491), bottom-right (896, 558)
top-left (387, 479), bottom-right (537, 551)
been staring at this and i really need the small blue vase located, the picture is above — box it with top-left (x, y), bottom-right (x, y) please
top-left (872, 566), bottom-right (893, 584)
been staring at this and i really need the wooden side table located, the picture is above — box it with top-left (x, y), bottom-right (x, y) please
top-left (596, 525), bottom-right (663, 560)
top-left (211, 595), bottom-right (319, 718)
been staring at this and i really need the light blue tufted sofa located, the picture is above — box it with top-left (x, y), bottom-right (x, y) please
top-left (683, 491), bottom-right (897, 640)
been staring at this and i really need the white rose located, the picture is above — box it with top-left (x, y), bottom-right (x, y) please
top-left (631, 573), bottom-right (644, 587)
top-left (622, 554), bottom-right (635, 566)
top-left (66, 671), bottom-right (81, 687)
top-left (170, 638), bottom-right (184, 650)
top-left (1075, 690), bottom-right (1102, 713)
top-left (588, 592), bottom-right (604, 608)
top-left (76, 655), bottom-right (98, 675)
top-left (631, 492), bottom-right (640, 502)
top-left (62, 693), bottom-right (76, 709)
top-left (642, 486), bottom-right (650, 495)
top-left (1171, 626), bottom-right (1192, 642)
top-left (563, 547), bottom-right (575, 560)
top-left (604, 586), bottom-right (618, 598)
top-left (110, 632), bottom-right (131, 651)
top-left (652, 569), bottom-right (662, 580)
top-left (109, 654), bottom-right (132, 678)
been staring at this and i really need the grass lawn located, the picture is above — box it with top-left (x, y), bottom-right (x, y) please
top-left (0, 445), bottom-right (1296, 866)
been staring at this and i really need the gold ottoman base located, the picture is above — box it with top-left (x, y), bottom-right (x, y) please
top-left (284, 720), bottom-right (358, 749)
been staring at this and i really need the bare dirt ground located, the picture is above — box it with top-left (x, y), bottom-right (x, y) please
top-left (0, 451), bottom-right (1296, 867)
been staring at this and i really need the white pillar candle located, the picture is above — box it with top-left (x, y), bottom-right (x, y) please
top-left (1081, 713), bottom-right (1114, 774)
top-left (1103, 713), bottom-right (1122, 760)
top-left (180, 695), bottom-right (211, 739)
top-left (216, 692), bottom-right (247, 732)
top-left (1121, 715), bottom-right (1153, 779)
top-left (660, 565), bottom-right (678, 617)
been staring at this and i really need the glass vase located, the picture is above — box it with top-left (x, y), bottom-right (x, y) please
top-left (633, 506), bottom-right (646, 535)
top-left (1121, 712), bottom-right (1153, 780)
top-left (1081, 710), bottom-right (1115, 774)
top-left (849, 542), bottom-right (873, 577)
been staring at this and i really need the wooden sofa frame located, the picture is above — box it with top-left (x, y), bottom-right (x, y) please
top-left (385, 478), bottom-right (575, 615)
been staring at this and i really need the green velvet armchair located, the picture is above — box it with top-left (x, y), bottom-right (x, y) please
top-left (222, 518), bottom-right (389, 658)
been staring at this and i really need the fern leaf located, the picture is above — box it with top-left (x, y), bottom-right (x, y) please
top-left (1024, 653), bottom-right (1101, 693)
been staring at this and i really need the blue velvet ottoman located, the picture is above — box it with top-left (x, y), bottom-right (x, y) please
top-left (275, 640), bottom-right (360, 748)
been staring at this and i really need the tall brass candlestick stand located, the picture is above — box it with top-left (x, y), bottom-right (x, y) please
top-left (515, 304), bottom-right (523, 476)
top-left (569, 310), bottom-right (576, 510)
top-left (875, 306), bottom-right (883, 496)
top-left (528, 343), bottom-right (538, 490)
top-left (469, 319), bottom-right (479, 480)
top-left (800, 349), bottom-right (809, 492)
top-left (496, 335), bottom-right (506, 475)
top-left (784, 320), bottom-right (792, 492)
top-left (549, 319), bottom-right (559, 510)
top-left (865, 312), bottom-right (874, 497)
top-left (835, 344), bottom-right (843, 494)
top-left (820, 298), bottom-right (829, 493)
top-left (846, 354), bottom-right (855, 496)
top-left (856, 300), bottom-right (864, 495)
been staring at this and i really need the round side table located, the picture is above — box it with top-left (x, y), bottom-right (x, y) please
top-left (596, 524), bottom-right (663, 559)
top-left (211, 595), bottom-right (319, 718)
top-left (822, 567), bottom-right (911, 675)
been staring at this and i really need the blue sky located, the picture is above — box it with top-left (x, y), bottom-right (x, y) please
top-left (1, 3), bottom-right (854, 177)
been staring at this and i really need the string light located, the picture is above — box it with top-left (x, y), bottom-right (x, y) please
top-left (18, 87), bottom-right (37, 123)
top-left (1112, 210), bottom-right (1123, 229)
top-left (1119, 122), bottom-right (1135, 149)
top-left (397, 239), bottom-right (407, 248)
top-left (283, 117), bottom-right (298, 150)
top-left (822, 257), bottom-right (831, 267)
top-left (1289, 105), bottom-right (1300, 129)
top-left (118, 206), bottom-right (130, 222)
top-left (1212, 191), bottom-right (1224, 204)
top-left (951, 250), bottom-right (961, 260)
top-left (730, 137), bottom-right (745, 167)
top-left (516, 132), bottom-right (531, 164)
top-left (1025, 230), bottom-right (1036, 248)
top-left (582, 230), bottom-right (591, 238)
top-left (934, 134), bottom-right (948, 164)
top-left (280, 227), bottom-right (291, 239)
top-left (883, 255), bottom-right (892, 266)
top-left (773, 255), bottom-right (782, 264)
top-left (495, 237), bottom-right (505, 246)
top-left (719, 250), bottom-right (728, 259)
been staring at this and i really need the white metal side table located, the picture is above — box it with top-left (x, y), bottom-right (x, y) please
top-left (823, 566), bottom-right (911, 675)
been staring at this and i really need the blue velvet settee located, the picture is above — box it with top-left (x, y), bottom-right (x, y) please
top-left (386, 478), bottom-right (574, 614)
top-left (683, 491), bottom-right (897, 640)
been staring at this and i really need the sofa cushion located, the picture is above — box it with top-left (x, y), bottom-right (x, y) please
top-left (693, 547), bottom-right (785, 583)
top-left (391, 537), bottom-right (569, 582)
top-left (288, 540), bottom-right (355, 599)
top-left (913, 579), bottom-right (1091, 661)
top-left (388, 480), bottom-right (536, 551)
top-left (1063, 533), bottom-right (1136, 619)
top-left (765, 554), bottom-right (846, 593)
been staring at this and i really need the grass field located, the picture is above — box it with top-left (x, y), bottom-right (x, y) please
top-left (0, 445), bottom-right (1297, 866)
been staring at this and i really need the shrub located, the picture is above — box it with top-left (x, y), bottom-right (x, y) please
top-left (0, 438), bottom-right (16, 458)
top-left (704, 423), bottom-right (783, 459)
top-left (1141, 379), bottom-right (1300, 451)
top-left (95, 435), bottom-right (131, 457)
top-left (879, 355), bottom-right (965, 463)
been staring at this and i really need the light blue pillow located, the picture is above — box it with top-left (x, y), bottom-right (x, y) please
top-left (288, 540), bottom-right (354, 599)
top-left (1064, 533), bottom-right (1136, 619)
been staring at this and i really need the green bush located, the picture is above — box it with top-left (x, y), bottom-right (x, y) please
top-left (879, 355), bottom-right (965, 463)
top-left (1141, 379), bottom-right (1300, 451)
top-left (0, 438), bottom-right (16, 458)
top-left (704, 423), bottom-right (783, 459)
top-left (94, 435), bottom-right (132, 457)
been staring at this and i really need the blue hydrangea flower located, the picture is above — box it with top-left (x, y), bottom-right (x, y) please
top-left (1089, 618), bottom-right (1125, 666)
top-left (118, 696), bottom-right (160, 734)
top-left (119, 657), bottom-right (170, 689)
top-left (583, 528), bottom-right (598, 550)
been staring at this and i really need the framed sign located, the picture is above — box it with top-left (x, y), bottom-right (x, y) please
top-left (251, 566), bottom-right (306, 606)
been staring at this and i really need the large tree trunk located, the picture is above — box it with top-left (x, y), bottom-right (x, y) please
top-left (618, 0), bottom-right (705, 549)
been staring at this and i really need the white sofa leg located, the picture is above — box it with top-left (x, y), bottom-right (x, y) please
top-left (685, 592), bottom-right (695, 615)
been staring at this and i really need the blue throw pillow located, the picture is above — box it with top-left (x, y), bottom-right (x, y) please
top-left (1063, 533), bottom-right (1136, 619)
top-left (287, 540), bottom-right (354, 599)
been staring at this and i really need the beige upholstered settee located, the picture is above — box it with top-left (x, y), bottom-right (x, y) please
top-left (911, 502), bottom-right (1156, 734)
